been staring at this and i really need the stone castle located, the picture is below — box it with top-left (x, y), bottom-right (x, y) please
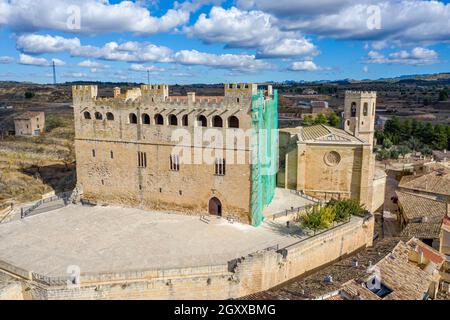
top-left (72, 84), bottom-right (278, 225)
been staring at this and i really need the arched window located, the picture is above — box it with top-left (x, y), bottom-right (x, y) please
top-left (228, 116), bottom-right (239, 128)
top-left (142, 113), bottom-right (150, 125)
top-left (351, 102), bottom-right (357, 117)
top-left (168, 114), bottom-right (178, 126)
top-left (83, 111), bottom-right (91, 119)
top-left (212, 115), bottom-right (223, 128)
top-left (95, 112), bottom-right (103, 120)
top-left (182, 115), bottom-right (188, 126)
top-left (129, 113), bottom-right (137, 124)
top-left (197, 115), bottom-right (207, 127)
top-left (106, 112), bottom-right (114, 121)
top-left (154, 114), bottom-right (164, 125)
top-left (363, 103), bottom-right (368, 116)
top-left (372, 102), bottom-right (376, 116)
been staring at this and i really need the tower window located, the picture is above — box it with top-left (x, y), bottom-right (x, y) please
top-left (142, 113), bottom-right (150, 125)
top-left (92, 149), bottom-right (96, 157)
top-left (168, 114), bottom-right (178, 126)
top-left (170, 155), bottom-right (180, 171)
top-left (215, 158), bottom-right (226, 176)
top-left (83, 111), bottom-right (91, 119)
top-left (154, 114), bottom-right (164, 125)
top-left (106, 112), bottom-right (114, 121)
top-left (228, 116), bottom-right (239, 128)
top-left (373, 102), bottom-right (376, 116)
top-left (110, 151), bottom-right (114, 159)
top-left (182, 115), bottom-right (188, 126)
top-left (129, 113), bottom-right (137, 124)
top-left (351, 102), bottom-right (357, 117)
top-left (95, 112), bottom-right (103, 120)
top-left (212, 115), bottom-right (223, 128)
top-left (197, 115), bottom-right (207, 127)
top-left (137, 151), bottom-right (147, 168)
top-left (363, 103), bottom-right (368, 116)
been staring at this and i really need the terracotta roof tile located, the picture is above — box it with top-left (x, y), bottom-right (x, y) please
top-left (396, 191), bottom-right (447, 221)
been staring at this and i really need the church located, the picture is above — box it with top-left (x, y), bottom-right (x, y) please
top-left (278, 91), bottom-right (386, 212)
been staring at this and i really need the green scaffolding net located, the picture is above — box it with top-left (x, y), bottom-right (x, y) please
top-left (250, 89), bottom-right (279, 227)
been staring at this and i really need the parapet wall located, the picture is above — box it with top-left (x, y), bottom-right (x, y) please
top-left (2, 215), bottom-right (374, 300)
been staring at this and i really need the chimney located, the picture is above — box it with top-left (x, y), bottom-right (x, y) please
top-left (187, 92), bottom-right (196, 105)
top-left (113, 87), bottom-right (121, 98)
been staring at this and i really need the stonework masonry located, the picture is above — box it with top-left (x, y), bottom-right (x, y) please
top-left (73, 84), bottom-right (271, 224)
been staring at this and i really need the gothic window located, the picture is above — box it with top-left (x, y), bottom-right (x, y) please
top-left (228, 116), bottom-right (239, 128)
top-left (363, 103), bottom-right (368, 116)
top-left (84, 111), bottom-right (91, 119)
top-left (182, 115), bottom-right (188, 126)
top-left (197, 115), bottom-right (207, 127)
top-left (106, 112), bottom-right (114, 121)
top-left (142, 113), bottom-right (150, 125)
top-left (169, 114), bottom-right (178, 126)
top-left (154, 114), bottom-right (164, 125)
top-left (212, 115), bottom-right (223, 128)
top-left (129, 113), bottom-right (137, 124)
top-left (215, 158), bottom-right (226, 176)
top-left (170, 155), bottom-right (180, 171)
top-left (137, 151), bottom-right (147, 168)
top-left (95, 112), bottom-right (103, 120)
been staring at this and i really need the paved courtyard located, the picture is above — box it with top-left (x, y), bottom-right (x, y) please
top-left (0, 205), bottom-right (306, 277)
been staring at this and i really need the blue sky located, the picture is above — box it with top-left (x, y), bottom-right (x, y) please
top-left (0, 0), bottom-right (449, 84)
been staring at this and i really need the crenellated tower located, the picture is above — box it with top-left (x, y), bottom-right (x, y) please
top-left (141, 84), bottom-right (169, 104)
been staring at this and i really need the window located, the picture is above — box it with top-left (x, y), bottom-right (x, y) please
top-left (197, 115), bottom-right (207, 127)
top-left (168, 114), bottom-right (178, 126)
top-left (83, 111), bottom-right (91, 119)
top-left (170, 155), bottom-right (180, 171)
top-left (237, 98), bottom-right (240, 103)
top-left (106, 112), bottom-right (114, 121)
top-left (142, 113), bottom-right (150, 125)
top-left (215, 158), bottom-right (226, 176)
top-left (363, 103), bottom-right (368, 116)
top-left (129, 113), bottom-right (137, 124)
top-left (154, 114), bottom-right (164, 125)
top-left (37, 124), bottom-right (39, 128)
top-left (137, 151), bottom-right (147, 168)
top-left (110, 151), bottom-right (114, 159)
top-left (95, 112), bottom-right (103, 120)
top-left (351, 102), bottom-right (357, 117)
top-left (37, 118), bottom-right (39, 122)
top-left (92, 149), bottom-right (96, 157)
top-left (228, 116), bottom-right (239, 128)
top-left (182, 115), bottom-right (188, 126)
top-left (373, 102), bottom-right (376, 116)
top-left (212, 115), bottom-right (223, 128)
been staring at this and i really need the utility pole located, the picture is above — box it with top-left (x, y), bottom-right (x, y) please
top-left (52, 60), bottom-right (57, 85)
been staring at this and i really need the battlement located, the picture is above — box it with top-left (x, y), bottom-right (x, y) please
top-left (345, 91), bottom-right (377, 98)
top-left (72, 85), bottom-right (98, 100)
top-left (225, 83), bottom-right (258, 97)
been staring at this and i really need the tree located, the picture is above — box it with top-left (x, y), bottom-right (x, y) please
top-left (432, 124), bottom-right (448, 150)
top-left (313, 113), bottom-right (329, 125)
top-left (24, 92), bottom-right (35, 99)
top-left (406, 137), bottom-right (422, 152)
top-left (378, 148), bottom-right (391, 160)
top-left (397, 144), bottom-right (411, 158)
top-left (439, 88), bottom-right (448, 101)
top-left (382, 138), bottom-right (393, 149)
top-left (302, 115), bottom-right (314, 126)
top-left (420, 145), bottom-right (433, 156)
top-left (328, 112), bottom-right (341, 128)
top-left (390, 149), bottom-right (400, 160)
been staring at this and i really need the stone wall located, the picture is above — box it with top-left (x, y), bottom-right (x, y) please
top-left (9, 215), bottom-right (374, 300)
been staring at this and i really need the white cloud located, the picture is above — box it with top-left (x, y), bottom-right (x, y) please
top-left (362, 65), bottom-right (369, 73)
top-left (185, 6), bottom-right (317, 58)
top-left (63, 72), bottom-right (87, 78)
top-left (0, 56), bottom-right (14, 64)
top-left (77, 60), bottom-right (108, 69)
top-left (16, 34), bottom-right (173, 63)
top-left (174, 50), bottom-right (271, 71)
top-left (238, 0), bottom-right (450, 45)
top-left (0, 0), bottom-right (189, 34)
top-left (288, 60), bottom-right (319, 72)
top-left (18, 54), bottom-right (65, 66)
top-left (365, 47), bottom-right (439, 65)
top-left (129, 64), bottom-right (164, 72)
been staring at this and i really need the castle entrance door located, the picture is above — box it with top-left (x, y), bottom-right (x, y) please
top-left (208, 197), bottom-right (222, 216)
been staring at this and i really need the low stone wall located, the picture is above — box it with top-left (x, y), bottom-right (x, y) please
top-left (2, 215), bottom-right (374, 300)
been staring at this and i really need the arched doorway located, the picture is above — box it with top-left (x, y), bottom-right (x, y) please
top-left (208, 197), bottom-right (222, 216)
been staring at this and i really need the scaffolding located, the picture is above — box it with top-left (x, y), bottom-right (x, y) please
top-left (251, 89), bottom-right (279, 227)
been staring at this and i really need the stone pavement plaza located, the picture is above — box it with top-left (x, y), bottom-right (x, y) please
top-left (0, 204), bottom-right (308, 277)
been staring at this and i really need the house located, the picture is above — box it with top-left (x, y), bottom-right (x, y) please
top-left (14, 111), bottom-right (45, 136)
